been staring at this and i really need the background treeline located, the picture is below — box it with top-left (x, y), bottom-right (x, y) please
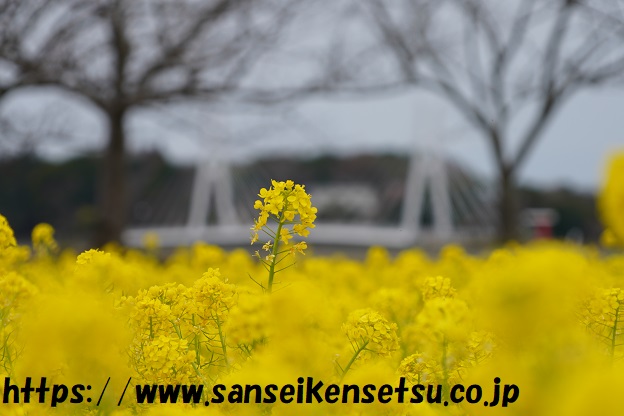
top-left (0, 153), bottom-right (601, 246)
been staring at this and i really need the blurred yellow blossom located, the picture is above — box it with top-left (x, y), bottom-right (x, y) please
top-left (0, 160), bottom-right (621, 415)
top-left (31, 223), bottom-right (58, 255)
top-left (0, 214), bottom-right (17, 249)
top-left (599, 151), bottom-right (624, 247)
top-left (339, 308), bottom-right (400, 378)
top-left (398, 353), bottom-right (443, 385)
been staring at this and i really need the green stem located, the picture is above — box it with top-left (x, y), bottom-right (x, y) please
top-left (242, 344), bottom-right (253, 358)
top-left (3, 342), bottom-right (13, 377)
top-left (612, 305), bottom-right (620, 359)
top-left (441, 336), bottom-right (449, 397)
top-left (341, 340), bottom-right (369, 381)
top-left (192, 315), bottom-right (201, 369)
top-left (191, 362), bottom-right (209, 387)
top-left (215, 315), bottom-right (229, 370)
top-left (267, 216), bottom-right (284, 294)
top-left (171, 321), bottom-right (183, 339)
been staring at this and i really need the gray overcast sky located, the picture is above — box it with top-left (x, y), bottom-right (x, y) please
top-left (140, 85), bottom-right (624, 193)
top-left (4, 0), bottom-right (623, 193)
top-left (290, 86), bottom-right (624, 193)
top-left (13, 83), bottom-right (623, 194)
top-left (509, 88), bottom-right (624, 191)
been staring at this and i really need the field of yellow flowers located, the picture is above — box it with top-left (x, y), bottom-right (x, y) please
top-left (1, 156), bottom-right (624, 415)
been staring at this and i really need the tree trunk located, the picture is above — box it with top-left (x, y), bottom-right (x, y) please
top-left (498, 167), bottom-right (519, 243)
top-left (95, 107), bottom-right (127, 246)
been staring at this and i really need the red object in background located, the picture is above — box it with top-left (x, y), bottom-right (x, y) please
top-left (534, 220), bottom-right (553, 239)
top-left (521, 208), bottom-right (558, 240)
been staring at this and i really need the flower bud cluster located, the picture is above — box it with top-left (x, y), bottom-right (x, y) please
top-left (342, 308), bottom-right (400, 358)
top-left (251, 180), bottom-right (317, 248)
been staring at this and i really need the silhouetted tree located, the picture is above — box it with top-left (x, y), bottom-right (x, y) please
top-left (317, 0), bottom-right (624, 241)
top-left (0, 0), bottom-right (294, 244)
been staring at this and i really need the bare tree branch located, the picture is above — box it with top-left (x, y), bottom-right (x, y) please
top-left (311, 0), bottom-right (624, 240)
top-left (0, 0), bottom-right (298, 243)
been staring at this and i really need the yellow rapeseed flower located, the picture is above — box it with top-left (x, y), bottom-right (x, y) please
top-left (398, 353), bottom-right (443, 384)
top-left (251, 180), bottom-right (317, 248)
top-left (250, 180), bottom-right (317, 293)
top-left (342, 308), bottom-right (400, 358)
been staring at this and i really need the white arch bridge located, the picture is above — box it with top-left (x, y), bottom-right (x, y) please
top-left (122, 152), bottom-right (496, 249)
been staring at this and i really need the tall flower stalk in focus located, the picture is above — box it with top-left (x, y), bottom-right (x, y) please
top-left (250, 180), bottom-right (317, 293)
